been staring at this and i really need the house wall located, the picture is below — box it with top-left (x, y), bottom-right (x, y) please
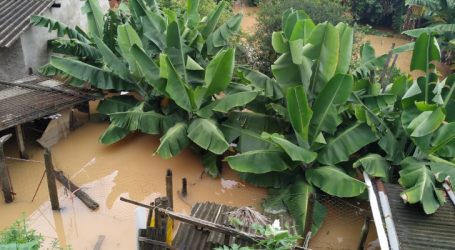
top-left (19, 0), bottom-right (110, 76)
top-left (0, 40), bottom-right (27, 81)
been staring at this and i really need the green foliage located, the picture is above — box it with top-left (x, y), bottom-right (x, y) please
top-left (350, 0), bottom-right (407, 31)
top-left (33, 0), bottom-right (455, 238)
top-left (34, 0), bottom-right (243, 177)
top-left (403, 0), bottom-right (455, 65)
top-left (214, 224), bottom-right (301, 250)
top-left (352, 32), bottom-right (455, 214)
top-left (0, 218), bottom-right (42, 250)
top-left (248, 0), bottom-right (353, 75)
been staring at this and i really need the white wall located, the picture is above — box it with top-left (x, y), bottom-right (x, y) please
top-left (20, 0), bottom-right (110, 74)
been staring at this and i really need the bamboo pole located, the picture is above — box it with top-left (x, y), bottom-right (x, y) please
top-left (0, 134), bottom-right (13, 203)
top-left (44, 149), bottom-right (60, 210)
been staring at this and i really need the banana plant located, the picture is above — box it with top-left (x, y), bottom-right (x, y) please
top-left (223, 10), bottom-right (376, 235)
top-left (32, 0), bottom-right (246, 176)
top-left (352, 32), bottom-right (455, 214)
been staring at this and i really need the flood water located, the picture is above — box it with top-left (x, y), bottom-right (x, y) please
top-left (0, 107), bottom-right (379, 249)
top-left (0, 113), bottom-right (266, 249)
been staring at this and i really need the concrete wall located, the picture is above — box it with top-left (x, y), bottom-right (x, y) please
top-left (21, 0), bottom-right (110, 73)
top-left (0, 40), bottom-right (27, 81)
top-left (0, 0), bottom-right (110, 81)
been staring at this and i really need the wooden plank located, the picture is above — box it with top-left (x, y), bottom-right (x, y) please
top-left (166, 169), bottom-right (173, 210)
top-left (15, 124), bottom-right (28, 159)
top-left (0, 134), bottom-right (13, 203)
top-left (93, 235), bottom-right (105, 250)
top-left (54, 170), bottom-right (99, 210)
top-left (44, 149), bottom-right (59, 210)
top-left (138, 237), bottom-right (176, 249)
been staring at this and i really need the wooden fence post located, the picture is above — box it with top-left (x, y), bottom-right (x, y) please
top-left (44, 148), bottom-right (60, 210)
top-left (15, 125), bottom-right (28, 159)
top-left (166, 169), bottom-right (173, 210)
top-left (0, 134), bottom-right (13, 203)
top-left (181, 178), bottom-right (187, 198)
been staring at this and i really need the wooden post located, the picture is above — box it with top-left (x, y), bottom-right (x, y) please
top-left (54, 170), bottom-right (99, 210)
top-left (0, 134), bottom-right (14, 203)
top-left (152, 197), bottom-right (170, 242)
top-left (15, 124), bottom-right (28, 159)
top-left (181, 178), bottom-right (187, 198)
top-left (44, 149), bottom-right (59, 210)
top-left (166, 169), bottom-right (173, 210)
top-left (357, 216), bottom-right (371, 250)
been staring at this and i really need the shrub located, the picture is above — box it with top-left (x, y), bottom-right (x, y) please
top-left (158, 0), bottom-right (233, 25)
top-left (248, 0), bottom-right (353, 75)
top-left (350, 0), bottom-right (406, 31)
top-left (0, 217), bottom-right (42, 250)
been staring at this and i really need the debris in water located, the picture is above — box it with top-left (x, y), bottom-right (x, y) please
top-left (221, 178), bottom-right (244, 189)
top-left (226, 206), bottom-right (269, 227)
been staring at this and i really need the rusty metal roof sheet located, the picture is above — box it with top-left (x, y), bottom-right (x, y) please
top-left (0, 76), bottom-right (96, 130)
top-left (383, 183), bottom-right (455, 250)
top-left (0, 0), bottom-right (54, 47)
top-left (172, 202), bottom-right (298, 249)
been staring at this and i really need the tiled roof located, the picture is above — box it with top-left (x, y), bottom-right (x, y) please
top-left (0, 0), bottom-right (54, 48)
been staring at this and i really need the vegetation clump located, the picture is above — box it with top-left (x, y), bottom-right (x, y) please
top-left (245, 0), bottom-right (353, 75)
top-left (31, 0), bottom-right (455, 240)
top-left (0, 218), bottom-right (43, 250)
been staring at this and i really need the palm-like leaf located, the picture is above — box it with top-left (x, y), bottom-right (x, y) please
top-left (187, 118), bottom-right (229, 154)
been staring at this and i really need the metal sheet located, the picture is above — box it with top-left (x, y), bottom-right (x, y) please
top-left (383, 183), bottom-right (455, 250)
top-left (0, 0), bottom-right (54, 47)
top-left (0, 77), bottom-right (95, 130)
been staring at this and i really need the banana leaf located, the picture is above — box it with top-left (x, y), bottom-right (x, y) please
top-left (187, 118), bottom-right (229, 154)
top-left (317, 123), bottom-right (377, 165)
top-left (99, 123), bottom-right (130, 144)
top-left (399, 157), bottom-right (446, 214)
top-left (82, 0), bottom-right (105, 38)
top-left (155, 122), bottom-right (189, 159)
top-left (226, 149), bottom-right (295, 174)
top-left (306, 166), bottom-right (366, 197)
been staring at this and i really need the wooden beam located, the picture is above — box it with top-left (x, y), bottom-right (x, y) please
top-left (166, 169), bottom-right (173, 210)
top-left (44, 149), bottom-right (59, 210)
top-left (15, 125), bottom-right (28, 159)
top-left (181, 178), bottom-right (187, 198)
top-left (54, 170), bottom-right (99, 210)
top-left (93, 235), bottom-right (105, 250)
top-left (0, 134), bottom-right (13, 203)
top-left (138, 236), bottom-right (176, 249)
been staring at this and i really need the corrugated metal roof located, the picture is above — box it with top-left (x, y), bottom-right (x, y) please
top-left (172, 202), bottom-right (297, 249)
top-left (0, 76), bottom-right (96, 131)
top-left (0, 0), bottom-right (54, 48)
top-left (383, 183), bottom-right (455, 250)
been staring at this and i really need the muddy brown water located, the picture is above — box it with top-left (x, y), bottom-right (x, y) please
top-left (0, 108), bottom-right (378, 249)
top-left (0, 115), bottom-right (266, 249)
top-left (233, 0), bottom-right (258, 33)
